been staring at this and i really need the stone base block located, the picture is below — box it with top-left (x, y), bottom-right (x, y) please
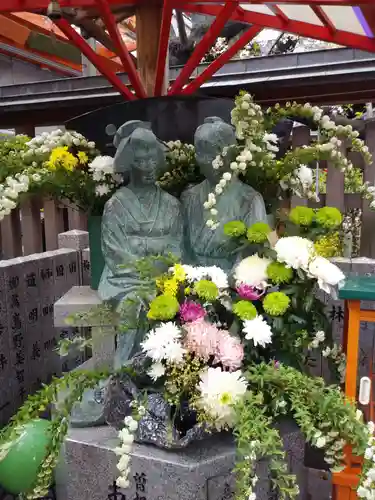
top-left (55, 423), bottom-right (321, 500)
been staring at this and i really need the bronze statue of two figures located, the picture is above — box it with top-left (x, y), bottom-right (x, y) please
top-left (71, 117), bottom-right (268, 448)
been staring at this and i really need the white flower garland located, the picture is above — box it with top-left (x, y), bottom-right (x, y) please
top-left (203, 94), bottom-right (372, 229)
top-left (115, 404), bottom-right (146, 490)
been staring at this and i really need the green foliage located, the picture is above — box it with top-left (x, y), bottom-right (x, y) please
top-left (0, 135), bottom-right (30, 181)
top-left (0, 366), bottom-right (135, 498)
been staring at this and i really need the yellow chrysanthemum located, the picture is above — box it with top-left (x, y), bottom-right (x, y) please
top-left (47, 146), bottom-right (78, 171)
top-left (156, 278), bottom-right (165, 292)
top-left (77, 151), bottom-right (89, 165)
top-left (172, 264), bottom-right (186, 283)
top-left (163, 278), bottom-right (178, 296)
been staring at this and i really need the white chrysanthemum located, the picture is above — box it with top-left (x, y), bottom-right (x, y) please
top-left (141, 322), bottom-right (185, 363)
top-left (148, 362), bottom-right (165, 381)
top-left (295, 164), bottom-right (313, 188)
top-left (197, 367), bottom-right (247, 429)
top-left (274, 236), bottom-right (314, 270)
top-left (206, 266), bottom-right (229, 289)
top-left (95, 184), bottom-right (110, 197)
top-left (243, 315), bottom-right (273, 348)
top-left (234, 254), bottom-right (271, 288)
top-left (89, 155), bottom-right (114, 176)
top-left (308, 256), bottom-right (345, 293)
top-left (182, 265), bottom-right (206, 282)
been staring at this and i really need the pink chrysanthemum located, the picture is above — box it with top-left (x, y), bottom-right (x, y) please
top-left (216, 333), bottom-right (244, 370)
top-left (184, 319), bottom-right (219, 359)
top-left (184, 319), bottom-right (244, 370)
top-left (237, 284), bottom-right (264, 301)
top-left (179, 300), bottom-right (206, 323)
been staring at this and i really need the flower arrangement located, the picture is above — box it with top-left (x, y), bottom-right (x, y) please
top-left (0, 129), bottom-right (123, 218)
top-left (0, 215), bottom-right (373, 499)
top-left (102, 217), bottom-right (373, 500)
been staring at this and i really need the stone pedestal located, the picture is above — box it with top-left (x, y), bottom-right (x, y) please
top-left (54, 286), bottom-right (115, 369)
top-left (55, 422), bottom-right (315, 500)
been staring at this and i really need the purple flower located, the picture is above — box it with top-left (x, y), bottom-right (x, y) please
top-left (273, 360), bottom-right (280, 369)
top-left (179, 300), bottom-right (205, 323)
top-left (237, 284), bottom-right (264, 301)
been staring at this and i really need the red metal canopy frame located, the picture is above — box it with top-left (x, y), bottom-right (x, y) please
top-left (1, 0), bottom-right (375, 99)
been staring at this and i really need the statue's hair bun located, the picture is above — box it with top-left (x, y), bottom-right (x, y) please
top-left (113, 120), bottom-right (152, 148)
top-left (203, 116), bottom-right (224, 125)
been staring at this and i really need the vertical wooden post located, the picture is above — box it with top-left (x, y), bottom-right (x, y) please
top-left (360, 120), bottom-right (375, 257)
top-left (20, 198), bottom-right (44, 254)
top-left (43, 199), bottom-right (65, 250)
top-left (136, 1), bottom-right (167, 96)
top-left (326, 144), bottom-right (345, 213)
top-left (68, 206), bottom-right (88, 231)
top-left (0, 209), bottom-right (22, 258)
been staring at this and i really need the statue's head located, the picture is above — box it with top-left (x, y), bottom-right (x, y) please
top-left (194, 117), bottom-right (236, 182)
top-left (113, 120), bottom-right (165, 185)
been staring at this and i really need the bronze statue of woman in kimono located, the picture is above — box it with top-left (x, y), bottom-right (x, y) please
top-left (181, 117), bottom-right (268, 272)
top-left (99, 120), bottom-right (183, 367)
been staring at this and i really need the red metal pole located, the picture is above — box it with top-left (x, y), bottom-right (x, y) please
top-left (311, 5), bottom-right (337, 33)
top-left (169, 1), bottom-right (238, 95)
top-left (95, 0), bottom-right (146, 98)
top-left (154, 0), bottom-right (173, 96)
top-left (2, 1), bottom-right (375, 15)
top-left (180, 24), bottom-right (262, 95)
top-left (181, 3), bottom-right (375, 53)
top-left (54, 18), bottom-right (136, 100)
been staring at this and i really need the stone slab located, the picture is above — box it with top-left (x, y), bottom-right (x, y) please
top-left (54, 286), bottom-right (104, 327)
top-left (55, 421), bottom-right (312, 500)
top-left (54, 286), bottom-right (115, 369)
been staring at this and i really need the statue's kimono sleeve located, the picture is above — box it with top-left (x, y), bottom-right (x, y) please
top-left (168, 197), bottom-right (183, 261)
top-left (244, 191), bottom-right (268, 226)
top-left (98, 195), bottom-right (142, 304)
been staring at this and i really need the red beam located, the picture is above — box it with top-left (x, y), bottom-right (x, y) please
top-left (268, 5), bottom-right (289, 25)
top-left (95, 0), bottom-right (146, 98)
top-left (3, 0), bottom-right (375, 13)
top-left (311, 5), bottom-right (336, 33)
top-left (54, 18), bottom-right (136, 100)
top-left (154, 0), bottom-right (173, 96)
top-left (180, 24), bottom-right (262, 95)
top-left (361, 6), bottom-right (375, 37)
top-left (181, 3), bottom-right (375, 53)
top-left (169, 1), bottom-right (238, 95)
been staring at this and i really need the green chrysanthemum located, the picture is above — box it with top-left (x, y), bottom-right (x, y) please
top-left (223, 220), bottom-right (247, 237)
top-left (315, 207), bottom-right (342, 229)
top-left (266, 262), bottom-right (294, 285)
top-left (263, 292), bottom-right (290, 316)
top-left (246, 222), bottom-right (271, 243)
top-left (289, 206), bottom-right (314, 226)
top-left (147, 294), bottom-right (179, 320)
top-left (233, 300), bottom-right (257, 320)
top-left (194, 280), bottom-right (218, 301)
